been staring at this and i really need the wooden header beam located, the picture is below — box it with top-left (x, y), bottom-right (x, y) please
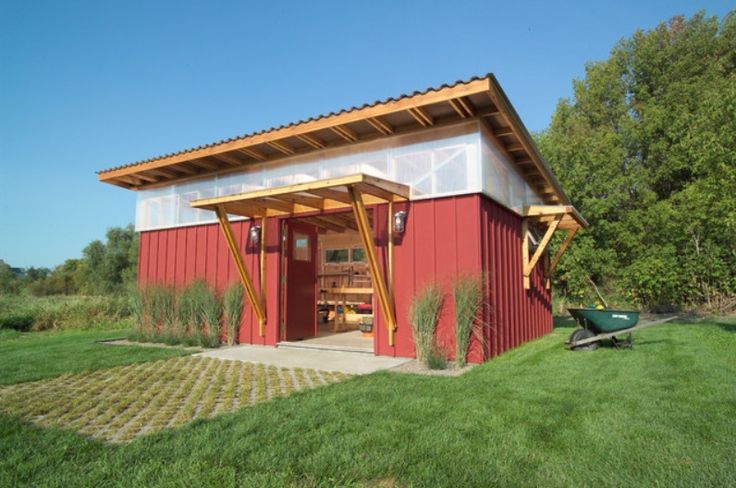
top-left (190, 174), bottom-right (410, 219)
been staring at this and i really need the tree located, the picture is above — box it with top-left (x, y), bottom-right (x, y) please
top-left (79, 225), bottom-right (139, 294)
top-left (537, 11), bottom-right (736, 309)
top-left (0, 260), bottom-right (21, 295)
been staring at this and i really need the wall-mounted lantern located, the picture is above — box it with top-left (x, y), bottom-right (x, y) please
top-left (393, 211), bottom-right (407, 234)
top-left (249, 225), bottom-right (261, 246)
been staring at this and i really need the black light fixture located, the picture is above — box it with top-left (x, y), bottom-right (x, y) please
top-left (393, 211), bottom-right (407, 234)
top-left (249, 225), bottom-right (261, 246)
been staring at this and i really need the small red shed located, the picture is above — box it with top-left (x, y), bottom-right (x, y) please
top-left (98, 74), bottom-right (587, 363)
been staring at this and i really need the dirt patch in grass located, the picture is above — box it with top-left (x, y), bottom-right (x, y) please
top-left (0, 356), bottom-right (350, 443)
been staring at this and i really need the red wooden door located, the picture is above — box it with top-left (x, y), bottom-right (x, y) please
top-left (282, 220), bottom-right (318, 341)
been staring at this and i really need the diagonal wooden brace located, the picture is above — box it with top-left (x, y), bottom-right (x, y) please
top-left (348, 186), bottom-right (397, 346)
top-left (523, 214), bottom-right (562, 289)
top-left (215, 206), bottom-right (267, 336)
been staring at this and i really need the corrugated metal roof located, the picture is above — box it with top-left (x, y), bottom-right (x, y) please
top-left (97, 75), bottom-right (491, 175)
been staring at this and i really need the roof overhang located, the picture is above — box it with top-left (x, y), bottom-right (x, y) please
top-left (523, 205), bottom-right (589, 231)
top-left (97, 74), bottom-right (571, 206)
top-left (190, 173), bottom-right (408, 231)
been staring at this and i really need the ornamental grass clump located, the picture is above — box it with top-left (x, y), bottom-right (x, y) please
top-left (408, 283), bottom-right (444, 366)
top-left (452, 274), bottom-right (484, 367)
top-left (199, 284), bottom-right (223, 348)
top-left (223, 282), bottom-right (244, 346)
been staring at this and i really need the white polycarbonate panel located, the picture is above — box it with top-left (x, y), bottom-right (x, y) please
top-left (135, 121), bottom-right (489, 231)
top-left (479, 126), bottom-right (544, 213)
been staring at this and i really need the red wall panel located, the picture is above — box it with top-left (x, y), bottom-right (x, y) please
top-left (137, 193), bottom-right (553, 361)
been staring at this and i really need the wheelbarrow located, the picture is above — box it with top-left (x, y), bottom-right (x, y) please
top-left (566, 308), bottom-right (677, 350)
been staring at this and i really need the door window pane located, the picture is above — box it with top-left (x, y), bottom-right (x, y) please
top-left (293, 233), bottom-right (311, 261)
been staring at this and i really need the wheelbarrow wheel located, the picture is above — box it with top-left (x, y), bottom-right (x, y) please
top-left (569, 328), bottom-right (599, 351)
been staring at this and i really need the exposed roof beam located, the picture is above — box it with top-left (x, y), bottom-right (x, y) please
top-left (366, 117), bottom-right (393, 135)
top-left (147, 167), bottom-right (184, 178)
top-left (237, 147), bottom-right (267, 161)
top-left (267, 140), bottom-right (296, 156)
top-left (212, 152), bottom-right (247, 167)
top-left (190, 158), bottom-right (221, 171)
top-left (296, 133), bottom-right (326, 150)
top-left (408, 107), bottom-right (433, 126)
top-left (456, 97), bottom-right (475, 117)
top-left (330, 124), bottom-right (359, 143)
top-left (494, 126), bottom-right (514, 137)
top-left (448, 99), bottom-right (468, 118)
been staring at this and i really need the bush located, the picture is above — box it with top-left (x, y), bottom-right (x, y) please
top-left (453, 274), bottom-right (483, 367)
top-left (223, 282), bottom-right (244, 346)
top-left (0, 312), bottom-right (35, 331)
top-left (408, 283), bottom-right (444, 365)
top-left (0, 295), bottom-right (131, 332)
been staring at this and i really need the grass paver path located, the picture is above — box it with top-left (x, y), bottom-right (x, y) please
top-left (0, 356), bottom-right (349, 443)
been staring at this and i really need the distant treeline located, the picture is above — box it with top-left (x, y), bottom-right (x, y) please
top-left (0, 225), bottom-right (138, 296)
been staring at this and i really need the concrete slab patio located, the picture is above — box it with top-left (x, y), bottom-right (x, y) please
top-left (195, 343), bottom-right (411, 375)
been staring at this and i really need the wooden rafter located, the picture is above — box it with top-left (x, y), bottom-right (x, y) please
top-left (267, 141), bottom-right (296, 156)
top-left (238, 147), bottom-right (267, 161)
top-left (190, 158), bottom-right (221, 171)
top-left (366, 117), bottom-right (393, 135)
top-left (296, 133), bottom-right (325, 150)
top-left (173, 163), bottom-right (199, 175)
top-left (213, 152), bottom-right (246, 167)
top-left (408, 107), bottom-right (433, 126)
top-left (448, 99), bottom-right (468, 118)
top-left (215, 206), bottom-right (266, 335)
top-left (456, 97), bottom-right (475, 117)
top-left (330, 125), bottom-right (358, 143)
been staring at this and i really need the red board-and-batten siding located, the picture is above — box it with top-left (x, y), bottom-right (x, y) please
top-left (137, 193), bottom-right (551, 363)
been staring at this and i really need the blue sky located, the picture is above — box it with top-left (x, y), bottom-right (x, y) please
top-left (0, 0), bottom-right (732, 268)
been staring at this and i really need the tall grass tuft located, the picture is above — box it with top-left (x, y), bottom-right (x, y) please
top-left (223, 282), bottom-right (244, 346)
top-left (178, 282), bottom-right (201, 344)
top-left (453, 274), bottom-right (484, 367)
top-left (408, 283), bottom-right (444, 364)
top-left (200, 284), bottom-right (223, 348)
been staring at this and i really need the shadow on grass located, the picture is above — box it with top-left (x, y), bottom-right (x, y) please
top-left (553, 315), bottom-right (577, 329)
top-left (715, 322), bottom-right (736, 334)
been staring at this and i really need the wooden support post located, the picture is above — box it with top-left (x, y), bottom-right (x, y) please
top-left (522, 220), bottom-right (530, 289)
top-left (259, 216), bottom-right (268, 336)
top-left (348, 186), bottom-right (397, 346)
top-left (215, 206), bottom-right (266, 335)
top-left (523, 214), bottom-right (562, 290)
top-left (387, 200), bottom-right (394, 347)
top-left (549, 228), bottom-right (578, 274)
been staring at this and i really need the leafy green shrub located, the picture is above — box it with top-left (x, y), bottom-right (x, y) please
top-left (453, 274), bottom-right (483, 367)
top-left (408, 283), bottom-right (444, 365)
top-left (0, 295), bottom-right (131, 332)
top-left (223, 282), bottom-right (243, 346)
top-left (0, 312), bottom-right (35, 331)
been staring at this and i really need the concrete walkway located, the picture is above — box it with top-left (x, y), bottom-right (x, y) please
top-left (195, 343), bottom-right (410, 375)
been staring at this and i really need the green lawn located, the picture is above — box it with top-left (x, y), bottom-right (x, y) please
top-left (0, 329), bottom-right (189, 385)
top-left (1, 320), bottom-right (735, 487)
